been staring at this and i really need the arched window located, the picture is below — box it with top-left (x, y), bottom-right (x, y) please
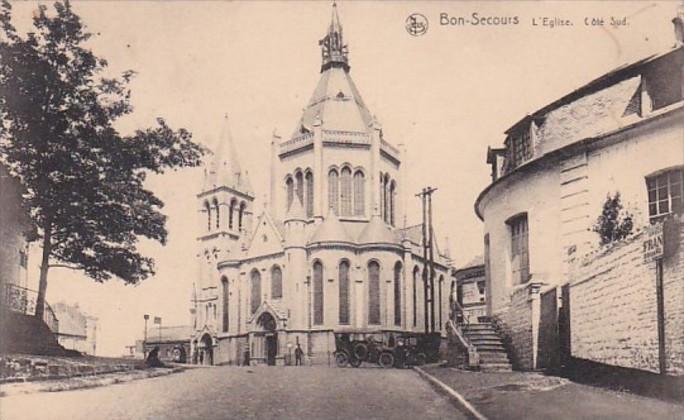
top-left (439, 274), bottom-right (444, 329)
top-left (239, 202), bottom-right (246, 231)
top-left (205, 201), bottom-right (212, 232)
top-left (305, 171), bottom-right (314, 218)
top-left (250, 269), bottom-right (261, 314)
top-left (286, 177), bottom-right (294, 211)
top-left (328, 169), bottom-right (339, 214)
top-left (383, 174), bottom-right (389, 223)
top-left (413, 266), bottom-right (420, 327)
top-left (271, 266), bottom-right (283, 299)
top-left (229, 199), bottom-right (236, 230)
top-left (339, 260), bottom-right (350, 324)
top-left (394, 262), bottom-right (402, 326)
top-left (422, 267), bottom-right (429, 328)
top-left (221, 277), bottom-right (229, 332)
top-left (340, 167), bottom-right (352, 216)
top-left (379, 173), bottom-right (384, 220)
top-left (295, 171), bottom-right (304, 206)
top-left (353, 170), bottom-right (365, 216)
top-left (389, 181), bottom-right (396, 226)
top-left (368, 261), bottom-right (380, 325)
top-left (213, 198), bottom-right (220, 229)
top-left (313, 261), bottom-right (324, 325)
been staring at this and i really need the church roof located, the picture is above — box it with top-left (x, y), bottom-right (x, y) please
top-left (308, 208), bottom-right (354, 245)
top-left (289, 3), bottom-right (374, 139)
top-left (358, 214), bottom-right (401, 246)
top-left (204, 115), bottom-right (254, 196)
top-left (284, 196), bottom-right (306, 221)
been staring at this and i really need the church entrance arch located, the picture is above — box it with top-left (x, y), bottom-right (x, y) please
top-left (257, 312), bottom-right (278, 366)
top-left (199, 333), bottom-right (214, 366)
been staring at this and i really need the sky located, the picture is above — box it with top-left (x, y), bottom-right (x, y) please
top-left (8, 0), bottom-right (681, 356)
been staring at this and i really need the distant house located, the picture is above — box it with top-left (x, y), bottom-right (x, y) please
top-left (453, 256), bottom-right (486, 322)
top-left (52, 303), bottom-right (97, 355)
top-left (142, 325), bottom-right (191, 363)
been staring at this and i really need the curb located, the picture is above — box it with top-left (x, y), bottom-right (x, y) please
top-left (0, 366), bottom-right (185, 398)
top-left (413, 366), bottom-right (488, 420)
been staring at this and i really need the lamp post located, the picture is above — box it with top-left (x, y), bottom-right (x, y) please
top-left (143, 314), bottom-right (149, 359)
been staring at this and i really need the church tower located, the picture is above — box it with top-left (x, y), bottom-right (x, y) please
top-left (194, 115), bottom-right (254, 334)
top-left (274, 2), bottom-right (404, 228)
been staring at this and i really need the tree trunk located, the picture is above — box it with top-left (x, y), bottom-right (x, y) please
top-left (34, 222), bottom-right (52, 320)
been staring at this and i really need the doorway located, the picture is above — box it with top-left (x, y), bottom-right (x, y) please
top-left (200, 333), bottom-right (213, 366)
top-left (266, 333), bottom-right (278, 366)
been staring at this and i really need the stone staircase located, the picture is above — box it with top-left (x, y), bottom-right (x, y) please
top-left (461, 322), bottom-right (512, 372)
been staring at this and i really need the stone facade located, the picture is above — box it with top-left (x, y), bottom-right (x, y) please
top-left (569, 218), bottom-right (683, 375)
top-left (475, 36), bottom-right (683, 372)
top-left (190, 5), bottom-right (451, 366)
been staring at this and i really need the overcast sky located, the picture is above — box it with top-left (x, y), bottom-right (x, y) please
top-left (10, 1), bottom-right (680, 356)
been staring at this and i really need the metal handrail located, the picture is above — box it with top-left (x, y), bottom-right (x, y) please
top-left (2, 283), bottom-right (59, 332)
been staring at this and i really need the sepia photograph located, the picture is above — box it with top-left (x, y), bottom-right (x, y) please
top-left (0, 0), bottom-right (683, 419)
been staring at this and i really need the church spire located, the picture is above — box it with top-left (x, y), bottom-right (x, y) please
top-left (319, 2), bottom-right (349, 73)
top-left (204, 114), bottom-right (254, 197)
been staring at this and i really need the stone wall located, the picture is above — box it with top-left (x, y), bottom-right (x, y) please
top-left (494, 283), bottom-right (540, 370)
top-left (569, 218), bottom-right (683, 375)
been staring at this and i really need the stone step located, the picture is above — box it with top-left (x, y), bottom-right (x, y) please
top-left (467, 335), bottom-right (503, 342)
top-left (478, 353), bottom-right (511, 363)
top-left (462, 324), bottom-right (497, 331)
top-left (473, 344), bottom-right (506, 352)
top-left (480, 363), bottom-right (513, 373)
top-left (465, 332), bottom-right (501, 339)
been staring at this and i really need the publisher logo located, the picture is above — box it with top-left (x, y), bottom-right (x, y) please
top-left (406, 13), bottom-right (429, 36)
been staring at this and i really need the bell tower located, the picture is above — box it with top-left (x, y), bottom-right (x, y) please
top-left (195, 115), bottom-right (254, 332)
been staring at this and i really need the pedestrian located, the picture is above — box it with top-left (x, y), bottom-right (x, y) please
top-left (294, 343), bottom-right (304, 366)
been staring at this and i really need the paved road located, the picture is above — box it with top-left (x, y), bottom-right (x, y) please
top-left (0, 365), bottom-right (466, 420)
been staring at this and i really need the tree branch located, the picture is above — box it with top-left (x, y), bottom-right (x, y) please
top-left (48, 263), bottom-right (82, 271)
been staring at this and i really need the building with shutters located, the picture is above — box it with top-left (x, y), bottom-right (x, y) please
top-left (474, 11), bottom-right (684, 372)
top-left (190, 4), bottom-right (452, 366)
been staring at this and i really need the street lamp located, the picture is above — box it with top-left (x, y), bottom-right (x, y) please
top-left (143, 314), bottom-right (149, 359)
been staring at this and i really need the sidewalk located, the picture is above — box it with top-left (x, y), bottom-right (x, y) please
top-left (422, 366), bottom-right (683, 420)
top-left (0, 353), bottom-right (185, 397)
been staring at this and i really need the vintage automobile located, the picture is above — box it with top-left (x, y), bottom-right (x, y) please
top-left (334, 331), bottom-right (440, 369)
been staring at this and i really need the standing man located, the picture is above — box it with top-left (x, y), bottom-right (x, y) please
top-left (294, 343), bottom-right (304, 366)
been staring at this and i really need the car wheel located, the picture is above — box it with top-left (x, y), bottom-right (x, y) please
top-left (350, 357), bottom-right (362, 368)
top-left (352, 342), bottom-right (369, 361)
top-left (335, 352), bottom-right (349, 368)
top-left (416, 353), bottom-right (427, 366)
top-left (379, 352), bottom-right (394, 369)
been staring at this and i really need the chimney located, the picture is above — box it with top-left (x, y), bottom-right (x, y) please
top-left (675, 2), bottom-right (684, 46)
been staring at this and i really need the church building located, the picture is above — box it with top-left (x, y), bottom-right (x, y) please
top-left (190, 4), bottom-right (452, 366)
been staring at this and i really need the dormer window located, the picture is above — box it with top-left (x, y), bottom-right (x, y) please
top-left (509, 129), bottom-right (532, 170)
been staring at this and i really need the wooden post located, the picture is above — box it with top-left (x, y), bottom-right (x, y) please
top-left (656, 258), bottom-right (666, 375)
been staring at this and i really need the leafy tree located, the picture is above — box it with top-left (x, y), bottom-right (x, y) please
top-left (592, 192), bottom-right (634, 246)
top-left (0, 1), bottom-right (204, 318)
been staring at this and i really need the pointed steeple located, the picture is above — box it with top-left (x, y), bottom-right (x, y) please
top-left (204, 114), bottom-right (254, 196)
top-left (319, 2), bottom-right (349, 72)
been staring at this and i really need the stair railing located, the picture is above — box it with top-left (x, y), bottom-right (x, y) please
top-left (446, 319), bottom-right (480, 369)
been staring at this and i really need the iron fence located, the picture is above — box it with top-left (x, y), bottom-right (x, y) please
top-left (2, 283), bottom-right (59, 332)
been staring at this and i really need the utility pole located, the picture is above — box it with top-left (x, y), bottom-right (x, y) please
top-left (416, 186), bottom-right (438, 333)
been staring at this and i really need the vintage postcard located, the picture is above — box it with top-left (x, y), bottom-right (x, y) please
top-left (1, 1), bottom-right (682, 419)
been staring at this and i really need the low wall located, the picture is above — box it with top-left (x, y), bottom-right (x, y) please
top-left (569, 218), bottom-right (683, 375)
top-left (493, 283), bottom-right (541, 370)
